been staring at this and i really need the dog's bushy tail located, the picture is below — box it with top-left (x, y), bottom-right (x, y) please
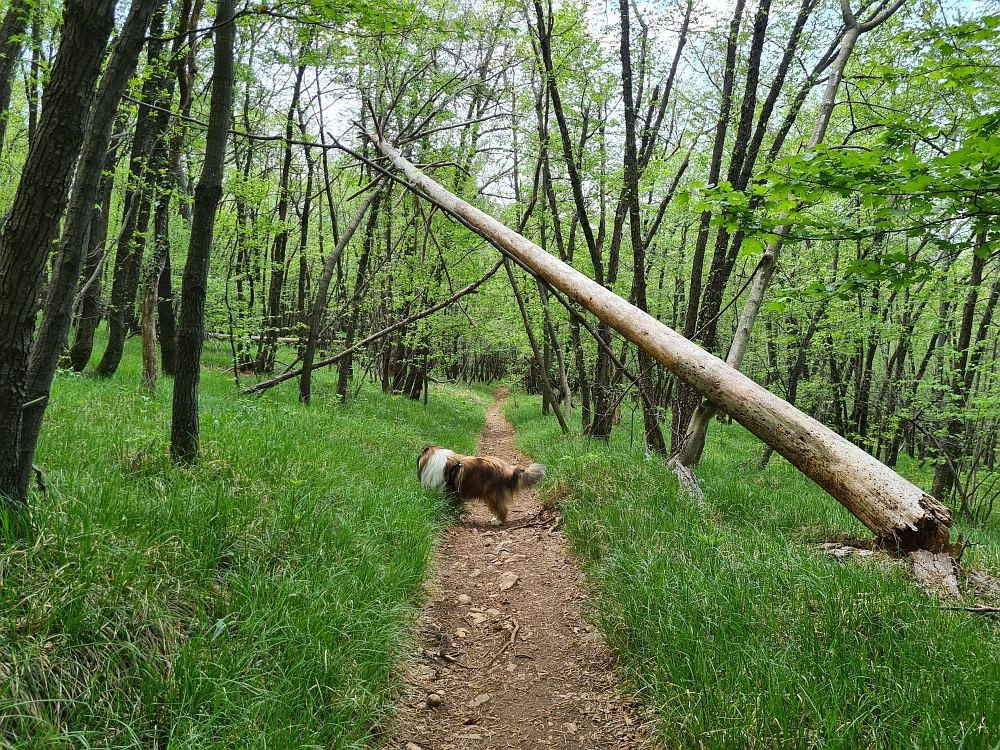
top-left (517, 463), bottom-right (546, 489)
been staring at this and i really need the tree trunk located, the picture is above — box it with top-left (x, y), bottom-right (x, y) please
top-left (160, 0), bottom-right (204, 379)
top-left (0, 0), bottom-right (29, 162)
top-left (374, 136), bottom-right (954, 552)
top-left (537, 280), bottom-right (572, 424)
top-left (506, 260), bottom-right (568, 434)
top-left (932, 234), bottom-right (989, 502)
top-left (619, 0), bottom-right (667, 454)
top-left (158, 244), bottom-right (177, 375)
top-left (300, 185), bottom-right (381, 404)
top-left (68, 169), bottom-right (116, 371)
top-left (257, 62), bottom-right (307, 373)
top-left (337, 188), bottom-right (381, 400)
top-left (671, 0), bottom-right (747, 450)
top-left (0, 0), bottom-right (117, 507)
top-left (141, 204), bottom-right (169, 392)
top-left (25, 3), bottom-right (40, 145)
top-left (170, 0), bottom-right (236, 462)
top-left (15, 0), bottom-right (166, 497)
top-left (93, 7), bottom-right (170, 376)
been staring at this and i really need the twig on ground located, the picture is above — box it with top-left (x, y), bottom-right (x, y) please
top-left (490, 618), bottom-right (521, 665)
top-left (941, 605), bottom-right (1000, 614)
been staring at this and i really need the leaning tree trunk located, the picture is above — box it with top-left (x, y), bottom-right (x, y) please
top-left (170, 0), bottom-right (236, 462)
top-left (0, 0), bottom-right (117, 507)
top-left (671, 0), bottom-right (906, 474)
top-left (15, 0), bottom-right (164, 499)
top-left (300, 183), bottom-right (382, 404)
top-left (373, 135), bottom-right (954, 553)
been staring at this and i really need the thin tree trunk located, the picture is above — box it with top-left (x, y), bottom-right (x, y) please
top-left (25, 4), bottom-right (40, 145)
top-left (170, 0), bottom-right (236, 462)
top-left (506, 260), bottom-right (569, 434)
top-left (537, 279), bottom-right (572, 423)
top-left (0, 0), bottom-right (117, 507)
top-left (68, 166), bottom-right (116, 371)
top-left (257, 61), bottom-right (307, 373)
top-left (161, 0), bottom-right (204, 378)
top-left (671, 0), bottom-right (747, 451)
top-left (94, 7), bottom-right (170, 376)
top-left (300, 184), bottom-right (381, 404)
top-left (336, 188), bottom-right (381, 400)
top-left (0, 0), bottom-right (29, 162)
top-left (141, 202), bottom-right (169, 392)
top-left (620, 0), bottom-right (667, 454)
top-left (932, 233), bottom-right (989, 502)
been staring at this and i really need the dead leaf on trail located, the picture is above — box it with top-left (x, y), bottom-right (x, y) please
top-left (469, 693), bottom-right (492, 707)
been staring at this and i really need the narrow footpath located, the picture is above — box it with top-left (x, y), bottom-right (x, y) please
top-left (390, 390), bottom-right (656, 749)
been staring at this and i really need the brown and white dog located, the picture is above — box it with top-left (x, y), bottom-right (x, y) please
top-left (417, 445), bottom-right (545, 525)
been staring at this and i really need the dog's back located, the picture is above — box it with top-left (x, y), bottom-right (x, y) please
top-left (418, 446), bottom-right (545, 524)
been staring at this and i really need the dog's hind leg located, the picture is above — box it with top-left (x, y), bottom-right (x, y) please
top-left (487, 490), bottom-right (510, 525)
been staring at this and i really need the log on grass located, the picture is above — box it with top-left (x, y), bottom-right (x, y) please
top-left (373, 135), bottom-right (953, 552)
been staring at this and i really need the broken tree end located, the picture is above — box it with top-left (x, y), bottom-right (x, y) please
top-left (878, 494), bottom-right (955, 553)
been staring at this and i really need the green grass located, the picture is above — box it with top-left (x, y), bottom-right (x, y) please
top-left (0, 334), bottom-right (488, 749)
top-left (506, 394), bottom-right (1000, 750)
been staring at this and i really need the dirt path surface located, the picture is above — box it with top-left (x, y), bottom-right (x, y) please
top-left (390, 390), bottom-right (656, 750)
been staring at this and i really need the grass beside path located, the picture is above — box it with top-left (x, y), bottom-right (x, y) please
top-left (1, 337), bottom-right (487, 749)
top-left (505, 393), bottom-right (1000, 750)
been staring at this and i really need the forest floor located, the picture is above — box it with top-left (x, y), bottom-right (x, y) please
top-left (390, 389), bottom-right (657, 750)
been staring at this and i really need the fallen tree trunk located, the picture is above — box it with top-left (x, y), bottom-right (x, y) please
top-left (372, 135), bottom-right (953, 552)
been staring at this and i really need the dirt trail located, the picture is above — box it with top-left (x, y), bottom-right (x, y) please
top-left (390, 390), bottom-right (655, 750)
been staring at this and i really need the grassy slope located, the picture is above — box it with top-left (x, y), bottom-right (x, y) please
top-left (506, 394), bottom-right (1000, 750)
top-left (0, 337), bottom-right (487, 749)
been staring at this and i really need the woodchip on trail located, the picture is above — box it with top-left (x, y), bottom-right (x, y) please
top-left (390, 390), bottom-right (656, 749)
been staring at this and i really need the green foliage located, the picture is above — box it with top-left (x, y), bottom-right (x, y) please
top-left (507, 394), bottom-right (1000, 749)
top-left (0, 336), bottom-right (487, 748)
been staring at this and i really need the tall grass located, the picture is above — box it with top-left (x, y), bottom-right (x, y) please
top-left (0, 336), bottom-right (487, 749)
top-left (506, 394), bottom-right (1000, 749)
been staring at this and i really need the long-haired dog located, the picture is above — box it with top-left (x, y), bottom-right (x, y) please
top-left (417, 446), bottom-right (545, 525)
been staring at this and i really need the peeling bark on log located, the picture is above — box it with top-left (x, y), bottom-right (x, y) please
top-left (372, 136), bottom-right (953, 552)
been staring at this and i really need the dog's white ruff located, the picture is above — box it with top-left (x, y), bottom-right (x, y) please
top-left (419, 448), bottom-right (454, 490)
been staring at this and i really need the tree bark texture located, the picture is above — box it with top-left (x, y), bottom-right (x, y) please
top-left (15, 0), bottom-right (165, 499)
top-left (671, 0), bottom-right (747, 450)
top-left (374, 136), bottom-right (954, 552)
top-left (0, 0), bottom-right (117, 506)
top-left (170, 0), bottom-right (236, 462)
top-left (620, 0), bottom-right (667, 454)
